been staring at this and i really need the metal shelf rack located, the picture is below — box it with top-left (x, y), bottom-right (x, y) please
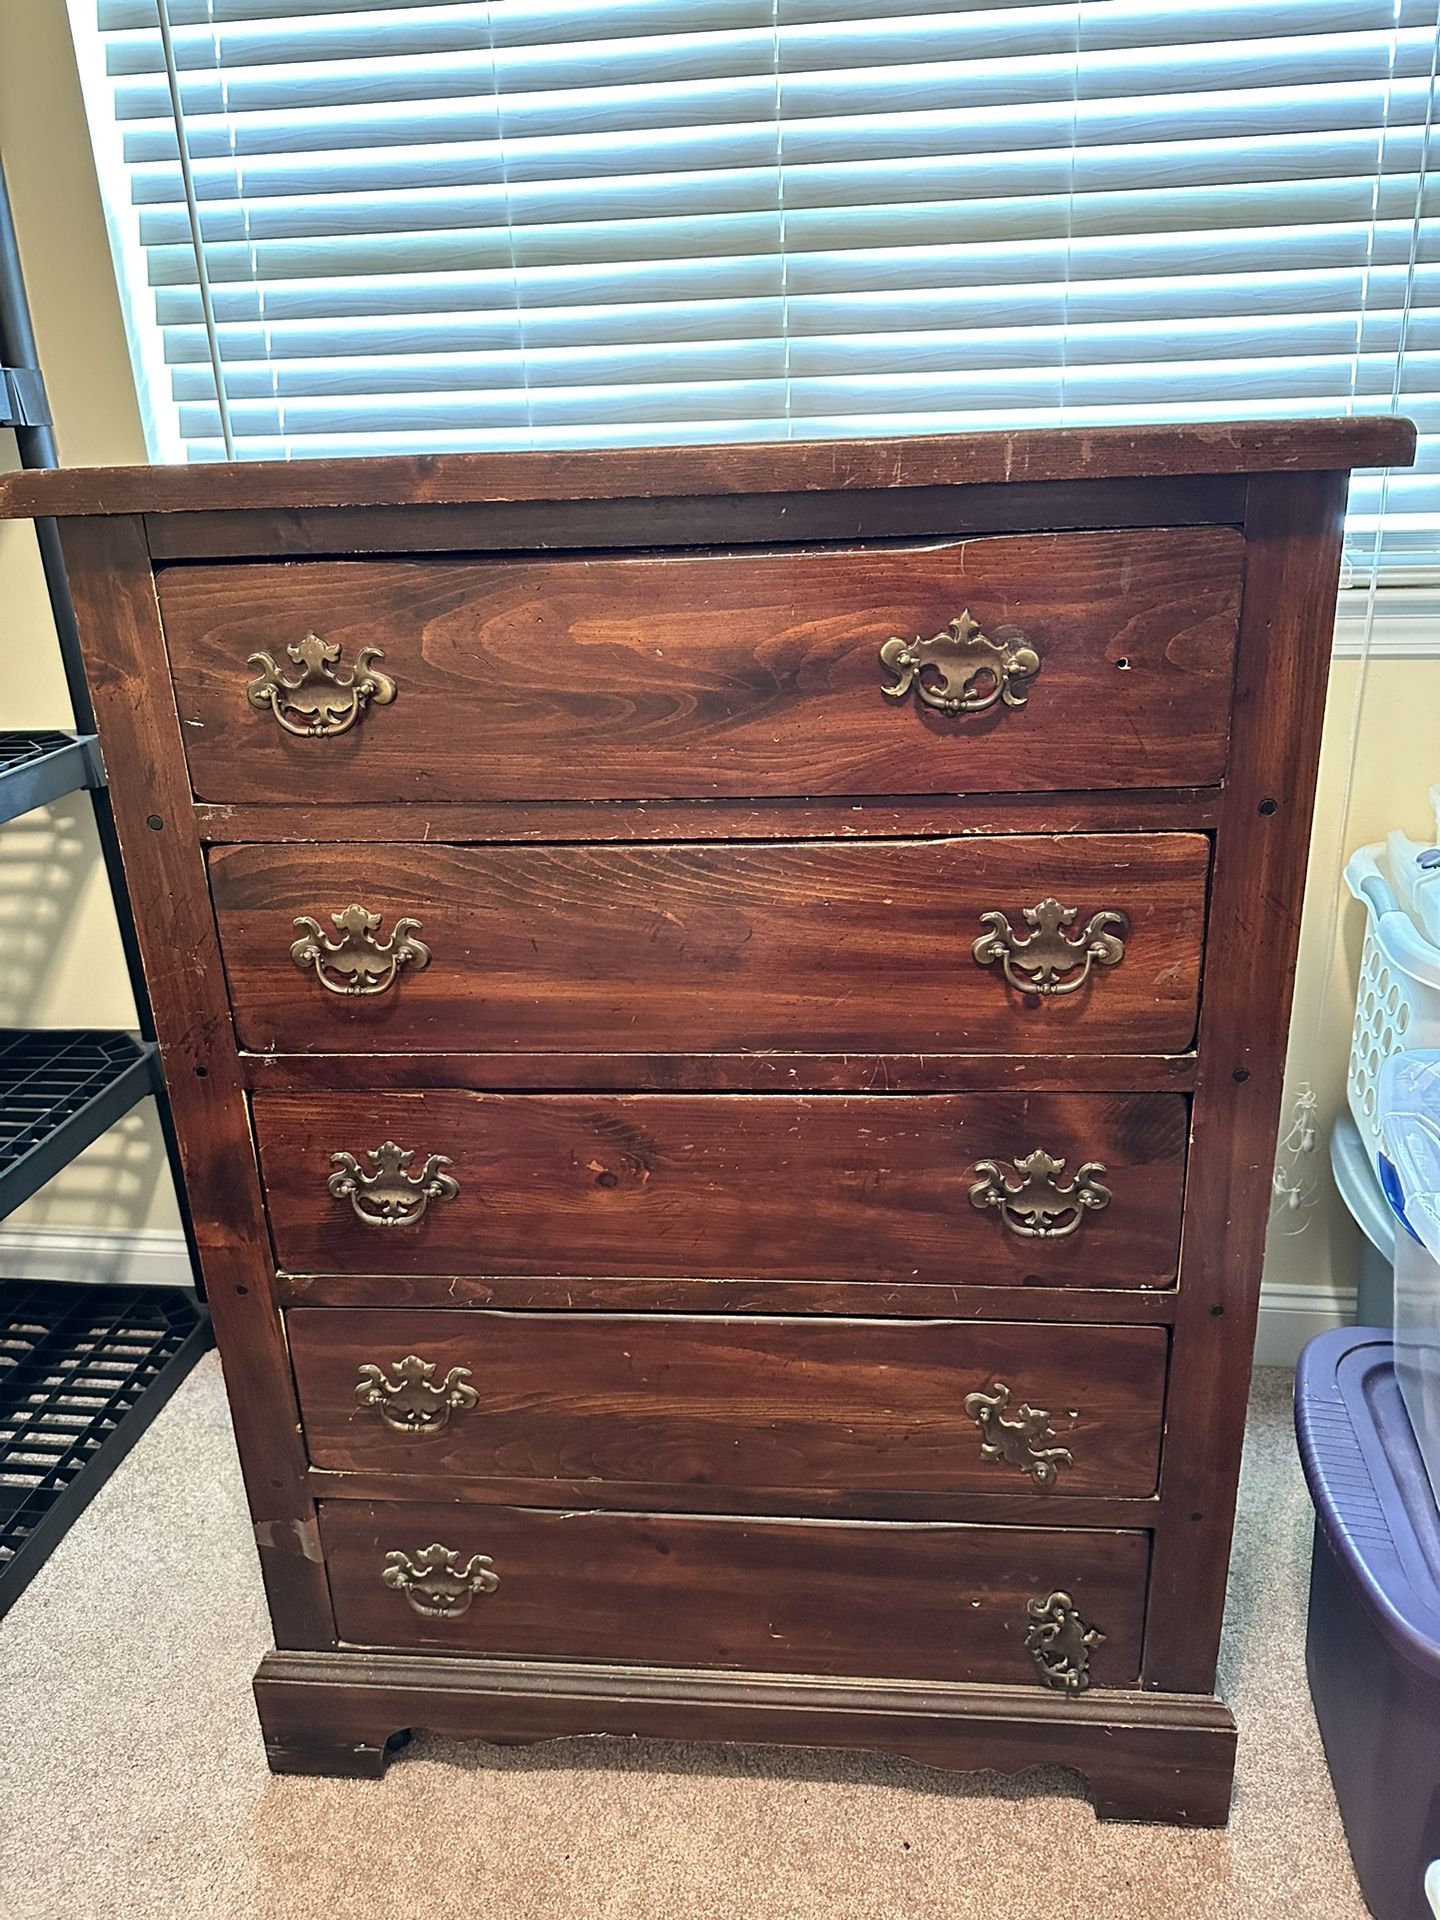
top-left (0, 1280), bottom-right (210, 1602)
top-left (0, 153), bottom-right (208, 1618)
top-left (0, 731), bottom-right (103, 828)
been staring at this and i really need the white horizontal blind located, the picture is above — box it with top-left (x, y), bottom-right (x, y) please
top-left (80, 0), bottom-right (1439, 569)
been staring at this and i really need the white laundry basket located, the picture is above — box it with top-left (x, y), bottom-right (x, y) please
top-left (1344, 843), bottom-right (1440, 1179)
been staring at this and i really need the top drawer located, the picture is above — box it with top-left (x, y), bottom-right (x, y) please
top-left (158, 527), bottom-right (1244, 805)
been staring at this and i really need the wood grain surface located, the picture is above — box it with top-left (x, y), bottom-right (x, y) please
top-left (143, 475), bottom-right (1248, 563)
top-left (319, 1499), bottom-right (1150, 1686)
top-left (278, 1271), bottom-right (1178, 1324)
top-left (159, 530), bottom-right (1243, 801)
top-left (253, 1647), bottom-right (1238, 1822)
top-left (242, 1048), bottom-right (1197, 1097)
top-left (289, 1309), bottom-right (1167, 1496)
top-left (254, 1090), bottom-right (1188, 1288)
top-left (54, 515), bottom-right (335, 1648)
top-left (212, 833), bottom-right (1210, 1057)
top-left (194, 787), bottom-right (1222, 846)
top-left (1145, 469), bottom-right (1352, 1691)
top-left (40, 433), bottom-right (1387, 1820)
top-left (0, 415), bottom-right (1412, 518)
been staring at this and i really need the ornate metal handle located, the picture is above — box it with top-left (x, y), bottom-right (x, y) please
top-left (291, 905), bottom-right (430, 997)
top-left (1024, 1590), bottom-right (1104, 1695)
top-left (964, 1382), bottom-right (1073, 1489)
top-left (328, 1140), bottom-right (458, 1228)
top-left (969, 1150), bottom-right (1111, 1239)
top-left (879, 612), bottom-right (1040, 716)
top-left (972, 897), bottom-right (1129, 995)
top-left (247, 631), bottom-right (395, 737)
top-left (382, 1543), bottom-right (499, 1618)
top-left (356, 1355), bottom-right (478, 1432)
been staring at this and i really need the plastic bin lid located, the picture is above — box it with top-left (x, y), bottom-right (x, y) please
top-left (1295, 1328), bottom-right (1440, 1684)
top-left (1377, 1050), bottom-right (1440, 1260)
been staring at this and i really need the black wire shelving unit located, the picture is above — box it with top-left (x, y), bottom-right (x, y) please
top-left (0, 155), bottom-right (209, 1618)
top-left (0, 1281), bottom-right (210, 1597)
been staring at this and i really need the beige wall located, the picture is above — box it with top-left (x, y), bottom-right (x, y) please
top-left (1, 5), bottom-right (1435, 1290)
top-left (0, 0), bottom-right (180, 1235)
top-left (1263, 655), bottom-right (1440, 1298)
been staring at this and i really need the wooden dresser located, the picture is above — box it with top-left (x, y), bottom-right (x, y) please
top-left (0, 419), bottom-right (1411, 1825)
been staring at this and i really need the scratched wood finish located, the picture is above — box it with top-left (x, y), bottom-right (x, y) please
top-left (320, 1499), bottom-right (1149, 1686)
top-left (243, 1049), bottom-right (1197, 1096)
top-left (0, 416), bottom-right (1412, 519)
top-left (160, 531), bottom-right (1242, 802)
top-left (253, 1649), bottom-right (1238, 1821)
top-left (212, 834), bottom-right (1210, 1057)
top-left (145, 476), bottom-right (1248, 563)
top-left (255, 1091), bottom-right (1187, 1289)
top-left (194, 787), bottom-right (1223, 846)
top-left (18, 425), bottom-right (1399, 1821)
top-left (290, 1309), bottom-right (1167, 1496)
top-left (305, 1465), bottom-right (1158, 1532)
top-left (1145, 469), bottom-right (1354, 1691)
top-left (278, 1271), bottom-right (1179, 1323)
top-left (52, 516), bottom-right (334, 1650)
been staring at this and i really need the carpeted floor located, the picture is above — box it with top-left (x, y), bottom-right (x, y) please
top-left (0, 1359), bottom-right (1366, 1920)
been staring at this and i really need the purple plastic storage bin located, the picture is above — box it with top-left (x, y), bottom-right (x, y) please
top-left (1295, 1327), bottom-right (1440, 1920)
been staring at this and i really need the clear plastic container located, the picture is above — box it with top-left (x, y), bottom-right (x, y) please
top-left (1377, 1049), bottom-right (1440, 1508)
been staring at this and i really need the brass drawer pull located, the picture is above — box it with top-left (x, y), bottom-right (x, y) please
top-left (879, 612), bottom-right (1040, 716)
top-left (291, 904), bottom-right (429, 997)
top-left (247, 631), bottom-right (395, 737)
top-left (328, 1140), bottom-right (458, 1228)
top-left (972, 897), bottom-right (1129, 995)
top-left (382, 1543), bottom-right (499, 1619)
top-left (963, 1381), bottom-right (1073, 1489)
top-left (1025, 1590), bottom-right (1104, 1695)
top-left (969, 1149), bottom-right (1111, 1239)
top-left (355, 1355), bottom-right (478, 1432)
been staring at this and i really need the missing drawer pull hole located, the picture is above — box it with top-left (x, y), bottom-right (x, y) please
top-left (1258, 798), bottom-right (1278, 816)
top-left (1233, 1068), bottom-right (1250, 1083)
top-left (1114, 656), bottom-right (1131, 670)
top-left (235, 1285), bottom-right (249, 1297)
top-left (1211, 1304), bottom-right (1225, 1317)
top-left (193, 1065), bottom-right (208, 1078)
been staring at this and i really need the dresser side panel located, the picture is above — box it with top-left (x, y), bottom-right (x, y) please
top-left (55, 512), bottom-right (335, 1651)
top-left (1143, 468), bottom-right (1349, 1689)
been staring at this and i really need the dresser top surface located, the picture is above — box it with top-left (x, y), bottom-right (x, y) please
top-left (0, 416), bottom-right (1415, 521)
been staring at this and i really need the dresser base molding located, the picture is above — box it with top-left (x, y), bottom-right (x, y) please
top-left (253, 1649), bottom-right (1238, 1826)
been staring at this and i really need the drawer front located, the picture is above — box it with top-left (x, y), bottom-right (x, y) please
top-left (291, 1310), bottom-right (1167, 1496)
top-left (160, 530), bottom-right (1243, 803)
top-left (257, 1092), bottom-right (1187, 1289)
top-left (213, 833), bottom-right (1209, 1056)
top-left (320, 1499), bottom-right (1149, 1686)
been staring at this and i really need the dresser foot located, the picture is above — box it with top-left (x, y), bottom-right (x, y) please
top-left (263, 1726), bottom-right (412, 1779)
top-left (258, 1674), bottom-right (417, 1781)
top-left (1084, 1751), bottom-right (1235, 1827)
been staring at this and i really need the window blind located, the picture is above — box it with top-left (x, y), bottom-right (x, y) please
top-left (78, 0), bottom-right (1439, 570)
